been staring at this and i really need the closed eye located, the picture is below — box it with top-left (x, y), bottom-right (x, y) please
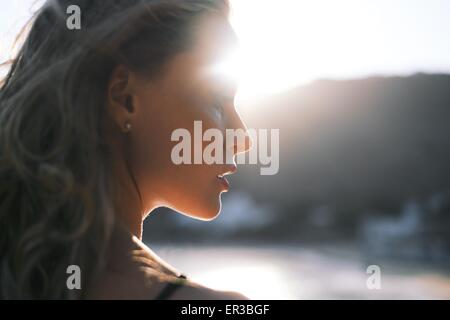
top-left (209, 91), bottom-right (235, 119)
top-left (212, 98), bottom-right (225, 118)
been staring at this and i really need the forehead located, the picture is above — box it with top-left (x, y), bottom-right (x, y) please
top-left (158, 13), bottom-right (239, 97)
top-left (191, 13), bottom-right (239, 95)
top-left (147, 12), bottom-right (239, 101)
top-left (191, 13), bottom-right (239, 66)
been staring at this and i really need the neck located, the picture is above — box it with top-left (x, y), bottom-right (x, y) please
top-left (111, 154), bottom-right (145, 239)
top-left (106, 120), bottom-right (160, 240)
top-left (108, 129), bottom-right (154, 240)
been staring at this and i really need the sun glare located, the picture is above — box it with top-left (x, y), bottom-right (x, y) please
top-left (226, 0), bottom-right (371, 103)
top-left (224, 0), bottom-right (450, 105)
top-left (3, 0), bottom-right (450, 103)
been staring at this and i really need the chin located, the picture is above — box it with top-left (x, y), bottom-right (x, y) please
top-left (197, 197), bottom-right (223, 221)
top-left (169, 187), bottom-right (227, 221)
top-left (178, 193), bottom-right (224, 221)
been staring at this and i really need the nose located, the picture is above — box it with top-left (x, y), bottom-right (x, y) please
top-left (227, 108), bottom-right (253, 156)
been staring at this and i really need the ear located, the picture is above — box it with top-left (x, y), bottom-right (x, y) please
top-left (107, 65), bottom-right (138, 133)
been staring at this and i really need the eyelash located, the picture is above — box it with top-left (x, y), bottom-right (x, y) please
top-left (210, 91), bottom-right (235, 119)
top-left (213, 97), bottom-right (226, 117)
top-left (214, 96), bottom-right (226, 116)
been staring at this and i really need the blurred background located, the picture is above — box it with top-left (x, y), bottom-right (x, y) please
top-left (2, 0), bottom-right (450, 299)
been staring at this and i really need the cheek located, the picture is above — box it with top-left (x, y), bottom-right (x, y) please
top-left (133, 100), bottom-right (222, 172)
top-left (128, 105), bottom-right (175, 202)
top-left (130, 89), bottom-right (226, 218)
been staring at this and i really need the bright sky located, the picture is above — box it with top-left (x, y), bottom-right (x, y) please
top-left (1, 0), bottom-right (450, 101)
top-left (228, 0), bottom-right (450, 101)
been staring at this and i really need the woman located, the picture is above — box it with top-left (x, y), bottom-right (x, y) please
top-left (0, 0), bottom-right (251, 299)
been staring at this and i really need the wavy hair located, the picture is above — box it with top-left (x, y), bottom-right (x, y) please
top-left (0, 0), bottom-right (229, 299)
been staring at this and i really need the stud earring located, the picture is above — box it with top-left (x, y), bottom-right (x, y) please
top-left (124, 122), bottom-right (132, 133)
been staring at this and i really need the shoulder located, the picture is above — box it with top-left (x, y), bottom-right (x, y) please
top-left (89, 231), bottom-right (249, 300)
top-left (131, 238), bottom-right (249, 300)
top-left (167, 281), bottom-right (250, 300)
top-left (90, 264), bottom-right (249, 300)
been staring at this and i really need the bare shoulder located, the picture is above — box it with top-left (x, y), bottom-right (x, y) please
top-left (89, 232), bottom-right (249, 300)
top-left (169, 280), bottom-right (250, 300)
top-left (131, 237), bottom-right (249, 299)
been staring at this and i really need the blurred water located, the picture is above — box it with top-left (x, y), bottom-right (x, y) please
top-left (150, 244), bottom-right (450, 300)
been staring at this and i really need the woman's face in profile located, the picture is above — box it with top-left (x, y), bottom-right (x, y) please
top-left (122, 13), bottom-right (251, 220)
